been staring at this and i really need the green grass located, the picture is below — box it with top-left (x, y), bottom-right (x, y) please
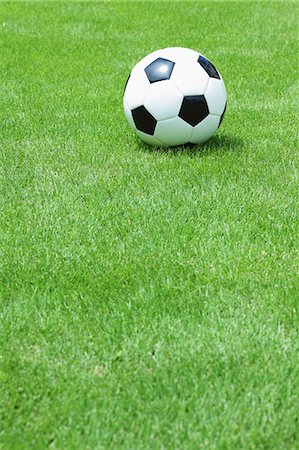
top-left (0, 1), bottom-right (298, 448)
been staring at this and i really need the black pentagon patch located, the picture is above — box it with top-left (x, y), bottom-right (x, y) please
top-left (131, 105), bottom-right (157, 135)
top-left (144, 58), bottom-right (175, 83)
top-left (198, 55), bottom-right (220, 79)
top-left (218, 103), bottom-right (227, 128)
top-left (179, 95), bottom-right (209, 127)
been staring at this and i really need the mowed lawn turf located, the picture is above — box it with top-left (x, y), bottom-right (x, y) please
top-left (0, 1), bottom-right (298, 449)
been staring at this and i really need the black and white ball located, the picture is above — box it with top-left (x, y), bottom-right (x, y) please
top-left (123, 47), bottom-right (227, 146)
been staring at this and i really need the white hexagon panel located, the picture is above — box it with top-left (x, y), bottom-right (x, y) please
top-left (123, 69), bottom-right (150, 110)
top-left (171, 61), bottom-right (209, 96)
top-left (155, 116), bottom-right (193, 146)
top-left (144, 80), bottom-right (183, 121)
top-left (205, 78), bottom-right (227, 116)
top-left (190, 114), bottom-right (220, 144)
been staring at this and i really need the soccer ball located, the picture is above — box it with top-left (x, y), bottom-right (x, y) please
top-left (123, 47), bottom-right (227, 146)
